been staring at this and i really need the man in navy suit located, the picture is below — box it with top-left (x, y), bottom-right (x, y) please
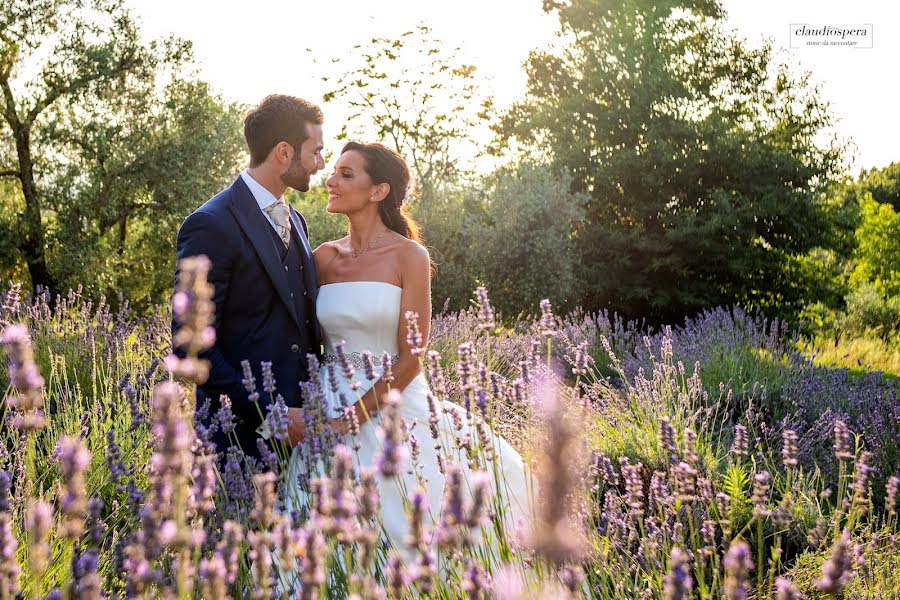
top-left (173, 94), bottom-right (324, 460)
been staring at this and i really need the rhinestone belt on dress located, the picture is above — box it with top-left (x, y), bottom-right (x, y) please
top-left (322, 352), bottom-right (399, 370)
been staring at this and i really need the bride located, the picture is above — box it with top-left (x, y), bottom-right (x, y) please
top-left (284, 141), bottom-right (534, 568)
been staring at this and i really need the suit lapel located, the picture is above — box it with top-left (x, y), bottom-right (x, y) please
top-left (227, 177), bottom-right (302, 329)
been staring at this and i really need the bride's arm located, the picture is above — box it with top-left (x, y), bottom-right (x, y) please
top-left (336, 241), bottom-right (431, 430)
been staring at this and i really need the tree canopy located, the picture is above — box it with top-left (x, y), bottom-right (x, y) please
top-left (497, 0), bottom-right (847, 321)
top-left (0, 0), bottom-right (244, 304)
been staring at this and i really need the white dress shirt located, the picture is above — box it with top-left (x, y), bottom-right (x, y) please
top-left (240, 170), bottom-right (286, 235)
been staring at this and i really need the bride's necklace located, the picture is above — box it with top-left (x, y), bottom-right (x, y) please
top-left (351, 227), bottom-right (389, 259)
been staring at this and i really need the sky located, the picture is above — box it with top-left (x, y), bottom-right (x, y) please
top-left (125, 0), bottom-right (899, 174)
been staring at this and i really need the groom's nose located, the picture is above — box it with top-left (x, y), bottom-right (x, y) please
top-left (315, 155), bottom-right (325, 172)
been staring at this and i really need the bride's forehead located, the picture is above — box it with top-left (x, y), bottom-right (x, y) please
top-left (334, 150), bottom-right (365, 169)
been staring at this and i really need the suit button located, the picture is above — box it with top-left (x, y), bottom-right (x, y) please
top-left (291, 344), bottom-right (300, 353)
top-left (284, 265), bottom-right (288, 271)
top-left (303, 291), bottom-right (308, 297)
top-left (299, 265), bottom-right (304, 270)
top-left (290, 292), bottom-right (294, 298)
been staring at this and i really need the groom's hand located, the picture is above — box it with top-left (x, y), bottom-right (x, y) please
top-left (287, 407), bottom-right (305, 446)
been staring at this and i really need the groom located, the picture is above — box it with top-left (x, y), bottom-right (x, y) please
top-left (173, 94), bottom-right (324, 460)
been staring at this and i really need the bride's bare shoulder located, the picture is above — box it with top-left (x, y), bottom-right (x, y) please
top-left (397, 237), bottom-right (430, 272)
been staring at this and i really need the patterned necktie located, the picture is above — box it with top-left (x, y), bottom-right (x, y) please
top-left (264, 200), bottom-right (291, 248)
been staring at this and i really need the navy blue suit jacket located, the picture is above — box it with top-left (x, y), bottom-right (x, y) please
top-left (173, 176), bottom-right (321, 458)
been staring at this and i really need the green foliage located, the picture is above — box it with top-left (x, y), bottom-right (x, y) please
top-left (466, 165), bottom-right (587, 316)
top-left (497, 0), bottom-right (846, 322)
top-left (850, 194), bottom-right (900, 298)
top-left (0, 0), bottom-right (244, 308)
top-left (840, 283), bottom-right (900, 339)
top-left (411, 186), bottom-right (484, 312)
top-left (414, 164), bottom-right (588, 314)
top-left (287, 185), bottom-right (347, 248)
top-left (841, 162), bottom-right (900, 213)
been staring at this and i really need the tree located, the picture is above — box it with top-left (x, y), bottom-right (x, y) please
top-left (497, 0), bottom-right (846, 321)
top-left (851, 194), bottom-right (900, 298)
top-left (320, 25), bottom-right (492, 198)
top-left (0, 0), bottom-right (244, 300)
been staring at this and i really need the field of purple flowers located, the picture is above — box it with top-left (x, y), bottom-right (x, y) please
top-left (0, 262), bottom-right (899, 599)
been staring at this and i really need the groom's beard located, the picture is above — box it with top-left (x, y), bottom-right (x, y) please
top-left (281, 158), bottom-right (311, 192)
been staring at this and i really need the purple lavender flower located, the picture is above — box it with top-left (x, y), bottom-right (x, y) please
top-left (572, 340), bottom-right (590, 377)
top-left (663, 547), bottom-right (693, 600)
top-left (386, 555), bottom-right (408, 597)
top-left (752, 471), bottom-right (772, 519)
top-left (620, 457), bottom-right (645, 518)
top-left (850, 450), bottom-right (874, 515)
top-left (886, 475), bottom-right (899, 517)
top-left (530, 389), bottom-right (585, 565)
top-left (461, 558), bottom-right (491, 599)
top-left (815, 530), bottom-right (851, 594)
top-left (260, 360), bottom-right (276, 395)
top-left (539, 299), bottom-right (555, 338)
top-left (248, 530), bottom-right (274, 599)
top-left (0, 472), bottom-right (10, 512)
top-left (171, 255), bottom-right (215, 361)
top-left (732, 424), bottom-right (749, 458)
top-left (723, 541), bottom-right (753, 600)
top-left (55, 436), bottom-right (91, 538)
top-left (380, 351), bottom-right (395, 384)
top-left (124, 384), bottom-right (145, 432)
top-left (191, 452), bottom-right (217, 516)
top-left (833, 420), bottom-right (853, 460)
top-left (0, 511), bottom-right (20, 598)
top-left (252, 472), bottom-right (277, 530)
top-left (25, 501), bottom-right (52, 579)
top-left (198, 554), bottom-right (228, 600)
top-left (264, 393), bottom-right (289, 441)
top-left (782, 429), bottom-right (799, 469)
top-left (361, 350), bottom-right (377, 381)
top-left (216, 394), bottom-right (236, 435)
top-left (425, 351), bottom-right (448, 400)
top-left (1, 323), bottom-right (46, 431)
top-left (673, 461), bottom-right (698, 504)
top-left (356, 468), bottom-right (379, 522)
top-left (123, 543), bottom-right (158, 597)
top-left (377, 390), bottom-right (407, 477)
top-left (298, 526), bottom-right (327, 600)
top-left (105, 429), bottom-right (126, 487)
top-left (775, 576), bottom-right (804, 600)
top-left (658, 417), bottom-right (677, 462)
top-left (86, 498), bottom-right (105, 544)
top-left (683, 428), bottom-right (699, 467)
top-left (405, 311), bottom-right (424, 355)
top-left (474, 287), bottom-right (495, 332)
top-left (72, 550), bottom-right (101, 600)
top-left (217, 521), bottom-right (244, 585)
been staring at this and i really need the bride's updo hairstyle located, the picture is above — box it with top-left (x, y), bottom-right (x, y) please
top-left (341, 141), bottom-right (423, 245)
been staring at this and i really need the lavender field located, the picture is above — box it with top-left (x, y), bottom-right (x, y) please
top-left (1, 269), bottom-right (899, 600)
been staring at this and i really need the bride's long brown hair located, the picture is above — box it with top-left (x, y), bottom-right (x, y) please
top-left (341, 142), bottom-right (424, 245)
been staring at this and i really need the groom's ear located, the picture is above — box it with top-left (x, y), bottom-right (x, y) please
top-left (271, 141), bottom-right (293, 167)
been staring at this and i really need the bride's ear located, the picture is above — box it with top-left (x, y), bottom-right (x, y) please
top-left (370, 183), bottom-right (390, 203)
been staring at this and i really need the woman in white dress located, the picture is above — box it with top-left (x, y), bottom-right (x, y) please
top-left (285, 142), bottom-right (534, 575)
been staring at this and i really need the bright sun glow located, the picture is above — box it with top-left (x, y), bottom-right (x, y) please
top-left (126, 0), bottom-right (899, 172)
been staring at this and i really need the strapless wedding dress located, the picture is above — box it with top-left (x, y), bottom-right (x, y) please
top-left (285, 281), bottom-right (535, 566)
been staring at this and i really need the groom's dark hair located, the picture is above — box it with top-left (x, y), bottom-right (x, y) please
top-left (243, 95), bottom-right (324, 167)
